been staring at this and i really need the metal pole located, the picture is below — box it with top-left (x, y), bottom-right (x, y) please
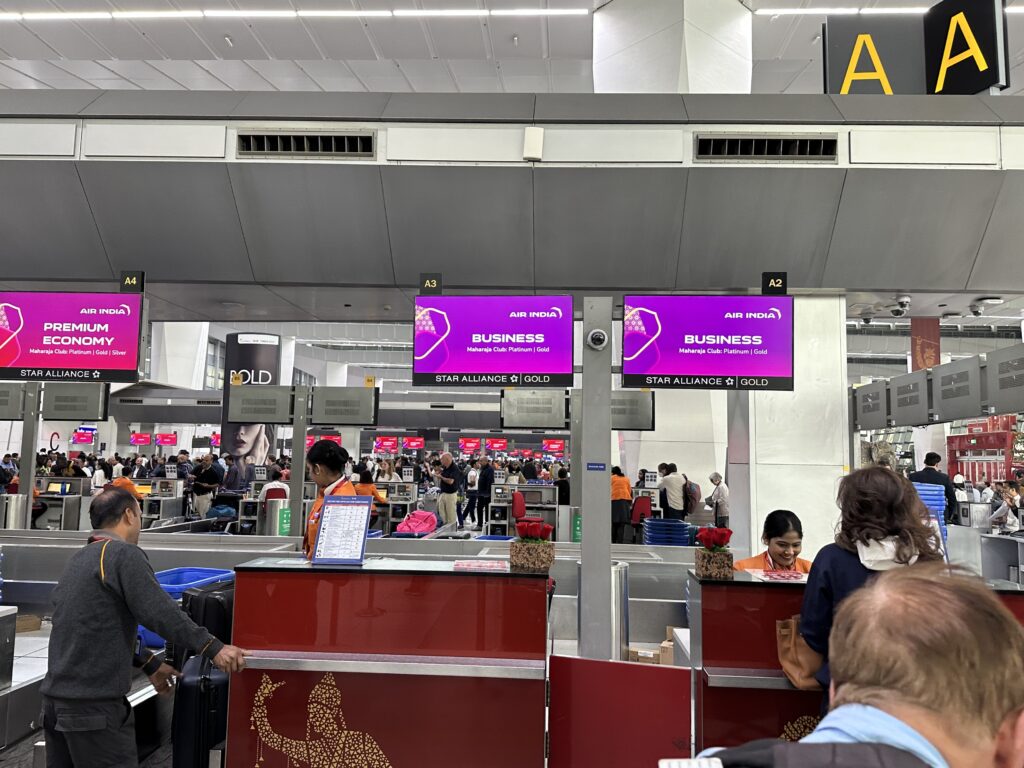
top-left (579, 297), bottom-right (613, 660)
top-left (18, 383), bottom-right (40, 529)
top-left (289, 386), bottom-right (310, 537)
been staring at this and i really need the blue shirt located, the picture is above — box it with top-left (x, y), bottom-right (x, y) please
top-left (801, 705), bottom-right (947, 768)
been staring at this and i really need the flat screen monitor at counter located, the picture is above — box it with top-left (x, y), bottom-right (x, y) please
top-left (413, 295), bottom-right (574, 387)
top-left (0, 291), bottom-right (142, 383)
top-left (46, 482), bottom-right (67, 494)
top-left (621, 295), bottom-right (794, 391)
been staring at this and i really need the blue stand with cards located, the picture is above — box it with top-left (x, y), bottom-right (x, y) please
top-left (311, 495), bottom-right (374, 565)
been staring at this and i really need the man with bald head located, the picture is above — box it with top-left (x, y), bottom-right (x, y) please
top-left (434, 452), bottom-right (459, 527)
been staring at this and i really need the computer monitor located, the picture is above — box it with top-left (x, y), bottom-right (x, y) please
top-left (46, 482), bottom-right (63, 494)
top-left (135, 484), bottom-right (152, 496)
top-left (377, 489), bottom-right (389, 502)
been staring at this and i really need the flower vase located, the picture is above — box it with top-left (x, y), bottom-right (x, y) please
top-left (510, 540), bottom-right (555, 574)
top-left (695, 548), bottom-right (734, 580)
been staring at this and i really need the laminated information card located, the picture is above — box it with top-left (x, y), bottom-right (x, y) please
top-left (312, 495), bottom-right (373, 565)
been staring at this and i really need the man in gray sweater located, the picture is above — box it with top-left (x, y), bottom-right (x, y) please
top-left (40, 487), bottom-right (248, 767)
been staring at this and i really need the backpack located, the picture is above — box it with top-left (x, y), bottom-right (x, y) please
top-left (396, 510), bottom-right (437, 534)
top-left (686, 481), bottom-right (702, 508)
top-left (0, 466), bottom-right (11, 487)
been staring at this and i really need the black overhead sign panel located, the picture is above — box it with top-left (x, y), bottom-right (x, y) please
top-left (825, 0), bottom-right (1008, 95)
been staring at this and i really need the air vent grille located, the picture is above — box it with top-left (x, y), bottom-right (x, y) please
top-left (237, 131), bottom-right (375, 159)
top-left (196, 399), bottom-right (222, 406)
top-left (116, 398), bottom-right (144, 404)
top-left (694, 133), bottom-right (838, 163)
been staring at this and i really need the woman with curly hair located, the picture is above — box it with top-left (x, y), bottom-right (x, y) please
top-left (801, 466), bottom-right (943, 692)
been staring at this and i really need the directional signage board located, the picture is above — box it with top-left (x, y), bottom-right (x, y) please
top-left (985, 343), bottom-right (1024, 416)
top-left (0, 384), bottom-right (24, 421)
top-left (41, 383), bottom-right (109, 421)
top-left (931, 357), bottom-right (983, 422)
top-left (855, 381), bottom-right (888, 430)
top-left (226, 385), bottom-right (293, 424)
top-left (0, 292), bottom-right (142, 383)
top-left (500, 389), bottom-right (568, 429)
top-left (310, 387), bottom-right (379, 426)
top-left (888, 370), bottom-right (930, 427)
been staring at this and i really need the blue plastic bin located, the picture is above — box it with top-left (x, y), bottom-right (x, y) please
top-left (154, 567), bottom-right (234, 599)
top-left (138, 627), bottom-right (165, 649)
top-left (475, 535), bottom-right (515, 541)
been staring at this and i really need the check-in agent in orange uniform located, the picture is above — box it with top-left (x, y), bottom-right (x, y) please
top-left (303, 440), bottom-right (356, 559)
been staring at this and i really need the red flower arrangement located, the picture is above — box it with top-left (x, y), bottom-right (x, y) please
top-left (695, 527), bottom-right (733, 551)
top-left (516, 521), bottom-right (555, 541)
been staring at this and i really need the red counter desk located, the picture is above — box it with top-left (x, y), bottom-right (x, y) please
top-left (687, 571), bottom-right (1024, 753)
top-left (226, 557), bottom-right (549, 768)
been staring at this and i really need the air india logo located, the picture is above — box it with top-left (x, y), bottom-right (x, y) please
top-left (251, 673), bottom-right (392, 767)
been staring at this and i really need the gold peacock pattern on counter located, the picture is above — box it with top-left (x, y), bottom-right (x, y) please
top-left (251, 672), bottom-right (393, 768)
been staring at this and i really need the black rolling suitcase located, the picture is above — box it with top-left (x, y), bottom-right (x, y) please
top-left (168, 580), bottom-right (234, 671)
top-left (171, 654), bottom-right (228, 768)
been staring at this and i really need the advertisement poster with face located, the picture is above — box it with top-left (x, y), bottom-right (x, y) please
top-left (221, 333), bottom-right (282, 467)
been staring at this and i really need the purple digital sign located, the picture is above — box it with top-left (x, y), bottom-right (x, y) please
top-left (0, 292), bottom-right (142, 383)
top-left (413, 295), bottom-right (573, 387)
top-left (621, 295), bottom-right (794, 391)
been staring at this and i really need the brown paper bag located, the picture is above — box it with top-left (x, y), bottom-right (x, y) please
top-left (777, 614), bottom-right (823, 691)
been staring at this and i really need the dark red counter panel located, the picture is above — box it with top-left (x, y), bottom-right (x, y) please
top-left (701, 583), bottom-right (807, 669)
top-left (697, 683), bottom-right (821, 750)
top-left (233, 570), bottom-right (548, 660)
top-left (227, 668), bottom-right (545, 768)
top-left (1002, 592), bottom-right (1024, 623)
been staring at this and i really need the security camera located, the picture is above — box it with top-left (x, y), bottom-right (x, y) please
top-left (886, 304), bottom-right (907, 318)
top-left (586, 329), bottom-right (609, 351)
top-left (896, 295), bottom-right (912, 309)
top-left (861, 316), bottom-right (873, 326)
top-left (969, 304), bottom-right (984, 317)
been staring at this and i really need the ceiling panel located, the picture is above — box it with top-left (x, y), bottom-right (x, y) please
top-left (18, 21), bottom-right (111, 60)
top-left (142, 291), bottom-right (213, 322)
top-left (190, 20), bottom-right (268, 60)
top-left (380, 165), bottom-right (534, 287)
top-left (229, 91), bottom-right (389, 119)
top-left (52, 60), bottom-right (129, 90)
top-left (195, 60), bottom-right (275, 91)
top-left (426, 18), bottom-right (487, 60)
top-left (82, 90), bottom-right (244, 116)
top-left (823, 169), bottom-right (1005, 291)
top-left (535, 92), bottom-right (686, 122)
top-left (145, 60), bottom-right (232, 90)
top-left (294, 60), bottom-right (367, 91)
top-left (381, 91), bottom-right (534, 121)
top-left (3, 60), bottom-right (95, 89)
top-left (146, 283), bottom-right (319, 322)
top-left (550, 59), bottom-right (593, 93)
top-left (97, 60), bottom-right (184, 90)
top-left (548, 14), bottom-right (594, 59)
top-left (395, 59), bottom-right (455, 92)
top-left (448, 59), bottom-right (502, 92)
top-left (76, 161), bottom-right (253, 282)
top-left (489, 15), bottom-right (544, 59)
top-left (247, 20), bottom-right (320, 61)
top-left (0, 63), bottom-right (52, 89)
top-left (346, 60), bottom-right (411, 92)
top-left (364, 18), bottom-right (431, 60)
top-left (829, 95), bottom-right (1001, 125)
top-left (682, 94), bottom-right (843, 123)
top-left (245, 60), bottom-right (320, 91)
top-left (0, 22), bottom-right (60, 59)
top-left (0, 160), bottom-right (111, 280)
top-left (534, 167), bottom-right (686, 289)
top-left (497, 58), bottom-right (548, 92)
top-left (265, 285), bottom-right (414, 322)
top-left (969, 171), bottom-right (1024, 291)
top-left (228, 163), bottom-right (394, 285)
top-left (0, 89), bottom-right (100, 114)
top-left (679, 167), bottom-right (846, 289)
top-left (130, 21), bottom-right (216, 61)
top-left (303, 19), bottom-right (377, 60)
top-left (77, 21), bottom-right (163, 61)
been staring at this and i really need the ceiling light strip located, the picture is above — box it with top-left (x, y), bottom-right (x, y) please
top-left (0, 7), bottom-right (593, 22)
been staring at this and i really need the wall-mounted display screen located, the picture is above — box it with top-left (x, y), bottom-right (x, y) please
top-left (211, 433), bottom-right (220, 448)
top-left (0, 292), bottom-right (142, 383)
top-left (486, 438), bottom-right (508, 451)
top-left (542, 439), bottom-right (565, 453)
top-left (402, 437), bottom-right (425, 450)
top-left (72, 431), bottom-right (95, 444)
top-left (307, 434), bottom-right (342, 451)
top-left (130, 433), bottom-right (152, 446)
top-left (621, 295), bottom-right (794, 391)
top-left (374, 436), bottom-right (399, 453)
top-left (522, 449), bottom-right (535, 458)
top-left (155, 433), bottom-right (177, 446)
top-left (459, 437), bottom-right (481, 453)
top-left (413, 295), bottom-right (573, 387)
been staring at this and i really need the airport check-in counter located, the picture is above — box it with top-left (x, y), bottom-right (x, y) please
top-left (33, 480), bottom-right (83, 531)
top-left (633, 486), bottom-right (661, 516)
top-left (376, 482), bottom-right (417, 534)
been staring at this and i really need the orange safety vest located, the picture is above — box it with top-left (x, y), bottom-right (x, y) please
top-left (303, 478), bottom-right (355, 559)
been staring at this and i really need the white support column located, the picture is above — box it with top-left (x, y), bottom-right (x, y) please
top-left (727, 297), bottom-right (850, 561)
top-left (594, 0), bottom-right (752, 94)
